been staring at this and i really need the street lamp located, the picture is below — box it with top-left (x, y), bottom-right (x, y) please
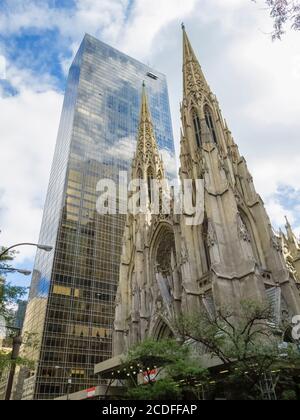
top-left (0, 243), bottom-right (53, 259)
top-left (54, 366), bottom-right (72, 400)
top-left (14, 269), bottom-right (31, 276)
top-left (37, 245), bottom-right (53, 252)
top-left (0, 267), bottom-right (32, 276)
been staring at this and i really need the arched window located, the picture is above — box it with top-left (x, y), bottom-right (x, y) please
top-left (239, 209), bottom-right (261, 265)
top-left (136, 168), bottom-right (142, 208)
top-left (136, 168), bottom-right (142, 179)
top-left (204, 105), bottom-right (217, 144)
top-left (192, 109), bottom-right (202, 148)
top-left (192, 179), bottom-right (196, 208)
top-left (147, 168), bottom-right (153, 203)
top-left (202, 218), bottom-right (211, 272)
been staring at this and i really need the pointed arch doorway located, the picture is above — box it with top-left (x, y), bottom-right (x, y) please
top-left (152, 317), bottom-right (174, 341)
top-left (149, 222), bottom-right (179, 341)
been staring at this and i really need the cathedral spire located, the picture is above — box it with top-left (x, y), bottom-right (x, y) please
top-left (132, 83), bottom-right (164, 180)
top-left (182, 25), bottom-right (210, 101)
top-left (285, 216), bottom-right (298, 245)
top-left (140, 80), bottom-right (152, 125)
top-left (285, 215), bottom-right (292, 230)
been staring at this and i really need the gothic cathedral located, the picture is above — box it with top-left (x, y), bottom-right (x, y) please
top-left (113, 26), bottom-right (300, 356)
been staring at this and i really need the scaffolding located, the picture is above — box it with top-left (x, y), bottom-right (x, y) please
top-left (259, 372), bottom-right (278, 400)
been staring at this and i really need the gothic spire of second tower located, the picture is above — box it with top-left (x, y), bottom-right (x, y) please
top-left (182, 24), bottom-right (211, 102)
top-left (132, 83), bottom-right (164, 180)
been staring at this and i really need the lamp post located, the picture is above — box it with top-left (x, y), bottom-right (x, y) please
top-left (0, 243), bottom-right (52, 400)
top-left (54, 366), bottom-right (72, 400)
top-left (2, 326), bottom-right (22, 401)
top-left (0, 243), bottom-right (53, 259)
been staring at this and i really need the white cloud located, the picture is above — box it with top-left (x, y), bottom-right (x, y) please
top-left (161, 149), bottom-right (178, 179)
top-left (228, 31), bottom-right (300, 125)
top-left (250, 156), bottom-right (300, 200)
top-left (0, 1), bottom-right (62, 34)
top-left (0, 0), bottom-right (199, 70)
top-left (250, 155), bottom-right (300, 233)
top-left (265, 199), bottom-right (295, 229)
top-left (118, 0), bottom-right (198, 58)
top-left (0, 0), bottom-right (130, 47)
top-left (0, 63), bottom-right (63, 263)
top-left (0, 55), bottom-right (6, 79)
top-left (74, 0), bottom-right (128, 41)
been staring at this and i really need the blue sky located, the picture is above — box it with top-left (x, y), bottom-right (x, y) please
top-left (0, 1), bottom-right (74, 91)
top-left (2, 28), bottom-right (68, 89)
top-left (1, 0), bottom-right (300, 292)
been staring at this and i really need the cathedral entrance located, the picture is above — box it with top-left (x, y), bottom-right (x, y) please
top-left (152, 317), bottom-right (174, 341)
top-left (152, 224), bottom-right (176, 307)
top-left (150, 223), bottom-right (179, 341)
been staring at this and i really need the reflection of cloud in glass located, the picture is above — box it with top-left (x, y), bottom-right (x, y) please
top-left (101, 134), bottom-right (136, 163)
top-left (102, 42), bottom-right (164, 96)
top-left (83, 35), bottom-right (175, 155)
top-left (37, 276), bottom-right (50, 298)
top-left (29, 268), bottom-right (50, 300)
top-left (98, 134), bottom-right (177, 180)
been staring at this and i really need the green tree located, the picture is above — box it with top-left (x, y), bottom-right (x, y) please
top-left (0, 332), bottom-right (36, 373)
top-left (0, 245), bottom-right (32, 379)
top-left (174, 300), bottom-right (300, 400)
top-left (0, 246), bottom-right (26, 324)
top-left (123, 338), bottom-right (207, 400)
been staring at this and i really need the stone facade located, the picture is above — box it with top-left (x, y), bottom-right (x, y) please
top-left (113, 27), bottom-right (300, 356)
top-left (280, 217), bottom-right (300, 285)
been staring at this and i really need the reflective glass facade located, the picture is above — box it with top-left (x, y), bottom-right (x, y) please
top-left (19, 34), bottom-right (175, 400)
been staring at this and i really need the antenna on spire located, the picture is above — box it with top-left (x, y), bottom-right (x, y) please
top-left (142, 80), bottom-right (146, 88)
top-left (181, 22), bottom-right (185, 30)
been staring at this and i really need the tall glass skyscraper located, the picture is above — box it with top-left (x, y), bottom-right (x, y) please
top-left (17, 34), bottom-right (175, 400)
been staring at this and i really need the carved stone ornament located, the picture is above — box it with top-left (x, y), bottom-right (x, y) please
top-left (271, 230), bottom-right (282, 252)
top-left (234, 192), bottom-right (242, 206)
top-left (237, 213), bottom-right (251, 243)
top-left (207, 220), bottom-right (217, 248)
top-left (185, 59), bottom-right (208, 104)
top-left (180, 236), bottom-right (189, 264)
